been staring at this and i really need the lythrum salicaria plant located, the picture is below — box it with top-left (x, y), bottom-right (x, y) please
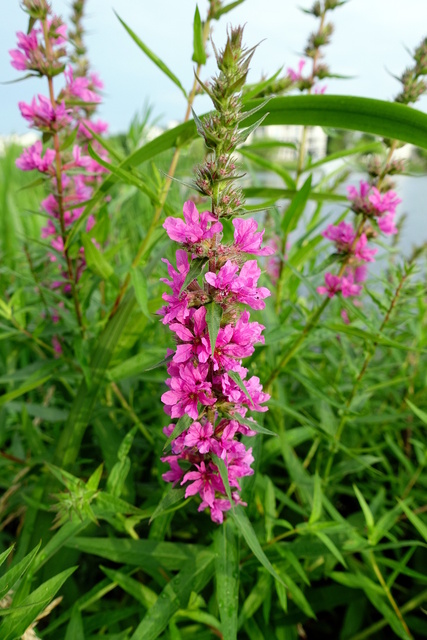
top-left (10, 0), bottom-right (109, 338)
top-left (159, 26), bottom-right (273, 523)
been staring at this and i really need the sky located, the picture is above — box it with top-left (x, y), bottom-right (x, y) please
top-left (1, 0), bottom-right (427, 135)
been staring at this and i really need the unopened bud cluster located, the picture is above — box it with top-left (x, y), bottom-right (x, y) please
top-left (395, 38), bottom-right (427, 104)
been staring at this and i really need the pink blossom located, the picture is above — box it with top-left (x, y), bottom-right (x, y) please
top-left (341, 273), bottom-right (363, 298)
top-left (161, 363), bottom-right (215, 419)
top-left (355, 234), bottom-right (377, 262)
top-left (9, 30), bottom-right (39, 70)
top-left (16, 140), bottom-right (55, 172)
top-left (232, 217), bottom-right (274, 256)
top-left (19, 95), bottom-right (72, 130)
top-left (287, 59), bottom-right (305, 81)
top-left (369, 188), bottom-right (401, 215)
top-left (161, 455), bottom-right (184, 485)
top-left (64, 66), bottom-right (102, 104)
top-left (230, 260), bottom-right (271, 310)
top-left (164, 200), bottom-right (222, 245)
top-left (317, 272), bottom-right (342, 298)
top-left (170, 306), bottom-right (209, 363)
top-left (323, 222), bottom-right (355, 251)
top-left (183, 421), bottom-right (215, 454)
top-left (377, 212), bottom-right (398, 235)
top-left (181, 461), bottom-right (222, 507)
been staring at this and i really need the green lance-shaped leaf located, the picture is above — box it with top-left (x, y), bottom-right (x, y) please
top-left (225, 413), bottom-right (277, 437)
top-left (308, 473), bottom-right (323, 525)
top-left (281, 174), bottom-right (312, 235)
top-left (163, 413), bottom-right (192, 450)
top-left (227, 370), bottom-right (254, 408)
top-left (214, 0), bottom-right (246, 18)
top-left (64, 606), bottom-right (85, 640)
top-left (130, 267), bottom-right (152, 321)
top-left (0, 547), bottom-right (14, 571)
top-left (129, 549), bottom-right (215, 640)
top-left (0, 566), bottom-right (76, 640)
top-left (0, 375), bottom-right (51, 408)
top-left (65, 537), bottom-right (206, 572)
top-left (214, 520), bottom-right (239, 640)
top-left (180, 257), bottom-right (208, 292)
top-left (0, 544), bottom-right (40, 600)
top-left (398, 501), bottom-right (427, 543)
top-left (353, 484), bottom-right (375, 534)
top-left (206, 301), bottom-right (222, 358)
top-left (405, 399), bottom-right (427, 425)
top-left (231, 506), bottom-right (285, 586)
top-left (81, 233), bottom-right (115, 282)
top-left (239, 148), bottom-right (296, 189)
top-left (69, 95), bottom-right (427, 242)
top-left (150, 487), bottom-right (187, 523)
top-left (192, 5), bottom-right (206, 65)
top-left (212, 453), bottom-right (233, 505)
top-left (115, 12), bottom-right (187, 99)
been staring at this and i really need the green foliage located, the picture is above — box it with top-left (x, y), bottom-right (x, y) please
top-left (2, 2), bottom-right (427, 639)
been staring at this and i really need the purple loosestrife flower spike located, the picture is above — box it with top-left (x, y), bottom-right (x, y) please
top-left (12, 0), bottom-right (109, 334)
top-left (158, 27), bottom-right (271, 524)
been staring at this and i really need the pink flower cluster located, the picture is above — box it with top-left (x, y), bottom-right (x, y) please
top-left (317, 180), bottom-right (401, 300)
top-left (287, 58), bottom-right (327, 94)
top-left (10, 9), bottom-right (109, 299)
top-left (159, 201), bottom-right (272, 523)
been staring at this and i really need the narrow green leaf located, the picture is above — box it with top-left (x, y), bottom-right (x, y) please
top-left (212, 454), bottom-right (233, 505)
top-left (353, 484), bottom-right (375, 533)
top-left (64, 606), bottom-right (84, 640)
top-left (307, 141), bottom-right (383, 170)
top-left (164, 414), bottom-right (192, 450)
top-left (278, 570), bottom-right (315, 619)
top-left (206, 301), bottom-right (222, 358)
top-left (240, 148), bottom-right (296, 189)
top-left (150, 487), bottom-right (186, 523)
top-left (215, 0), bottom-right (246, 18)
top-left (308, 473), bottom-right (323, 524)
top-left (115, 12), bottom-right (187, 98)
top-left (0, 375), bottom-right (51, 408)
top-left (405, 399), bottom-right (427, 425)
top-left (281, 174), bottom-right (312, 235)
top-left (130, 268), bottom-right (151, 321)
top-left (130, 550), bottom-right (215, 640)
top-left (243, 67), bottom-right (283, 101)
top-left (398, 501), bottom-right (427, 542)
top-left (81, 234), bottom-right (115, 281)
top-left (0, 567), bottom-right (76, 640)
top-left (192, 6), bottom-right (206, 65)
top-left (0, 544), bottom-right (40, 600)
top-left (227, 370), bottom-right (254, 408)
top-left (214, 521), bottom-right (239, 640)
top-left (0, 548), bottom-right (12, 572)
top-left (238, 113), bottom-right (269, 144)
top-left (101, 566), bottom-right (157, 609)
top-left (66, 537), bottom-right (205, 572)
top-left (107, 348), bottom-right (167, 381)
top-left (225, 413), bottom-right (277, 437)
top-left (231, 506), bottom-right (285, 586)
top-left (313, 530), bottom-right (347, 568)
top-left (180, 257), bottom-right (208, 292)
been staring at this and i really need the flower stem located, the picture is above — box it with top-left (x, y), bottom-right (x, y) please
top-left (323, 265), bottom-right (408, 481)
top-left (42, 18), bottom-right (85, 335)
